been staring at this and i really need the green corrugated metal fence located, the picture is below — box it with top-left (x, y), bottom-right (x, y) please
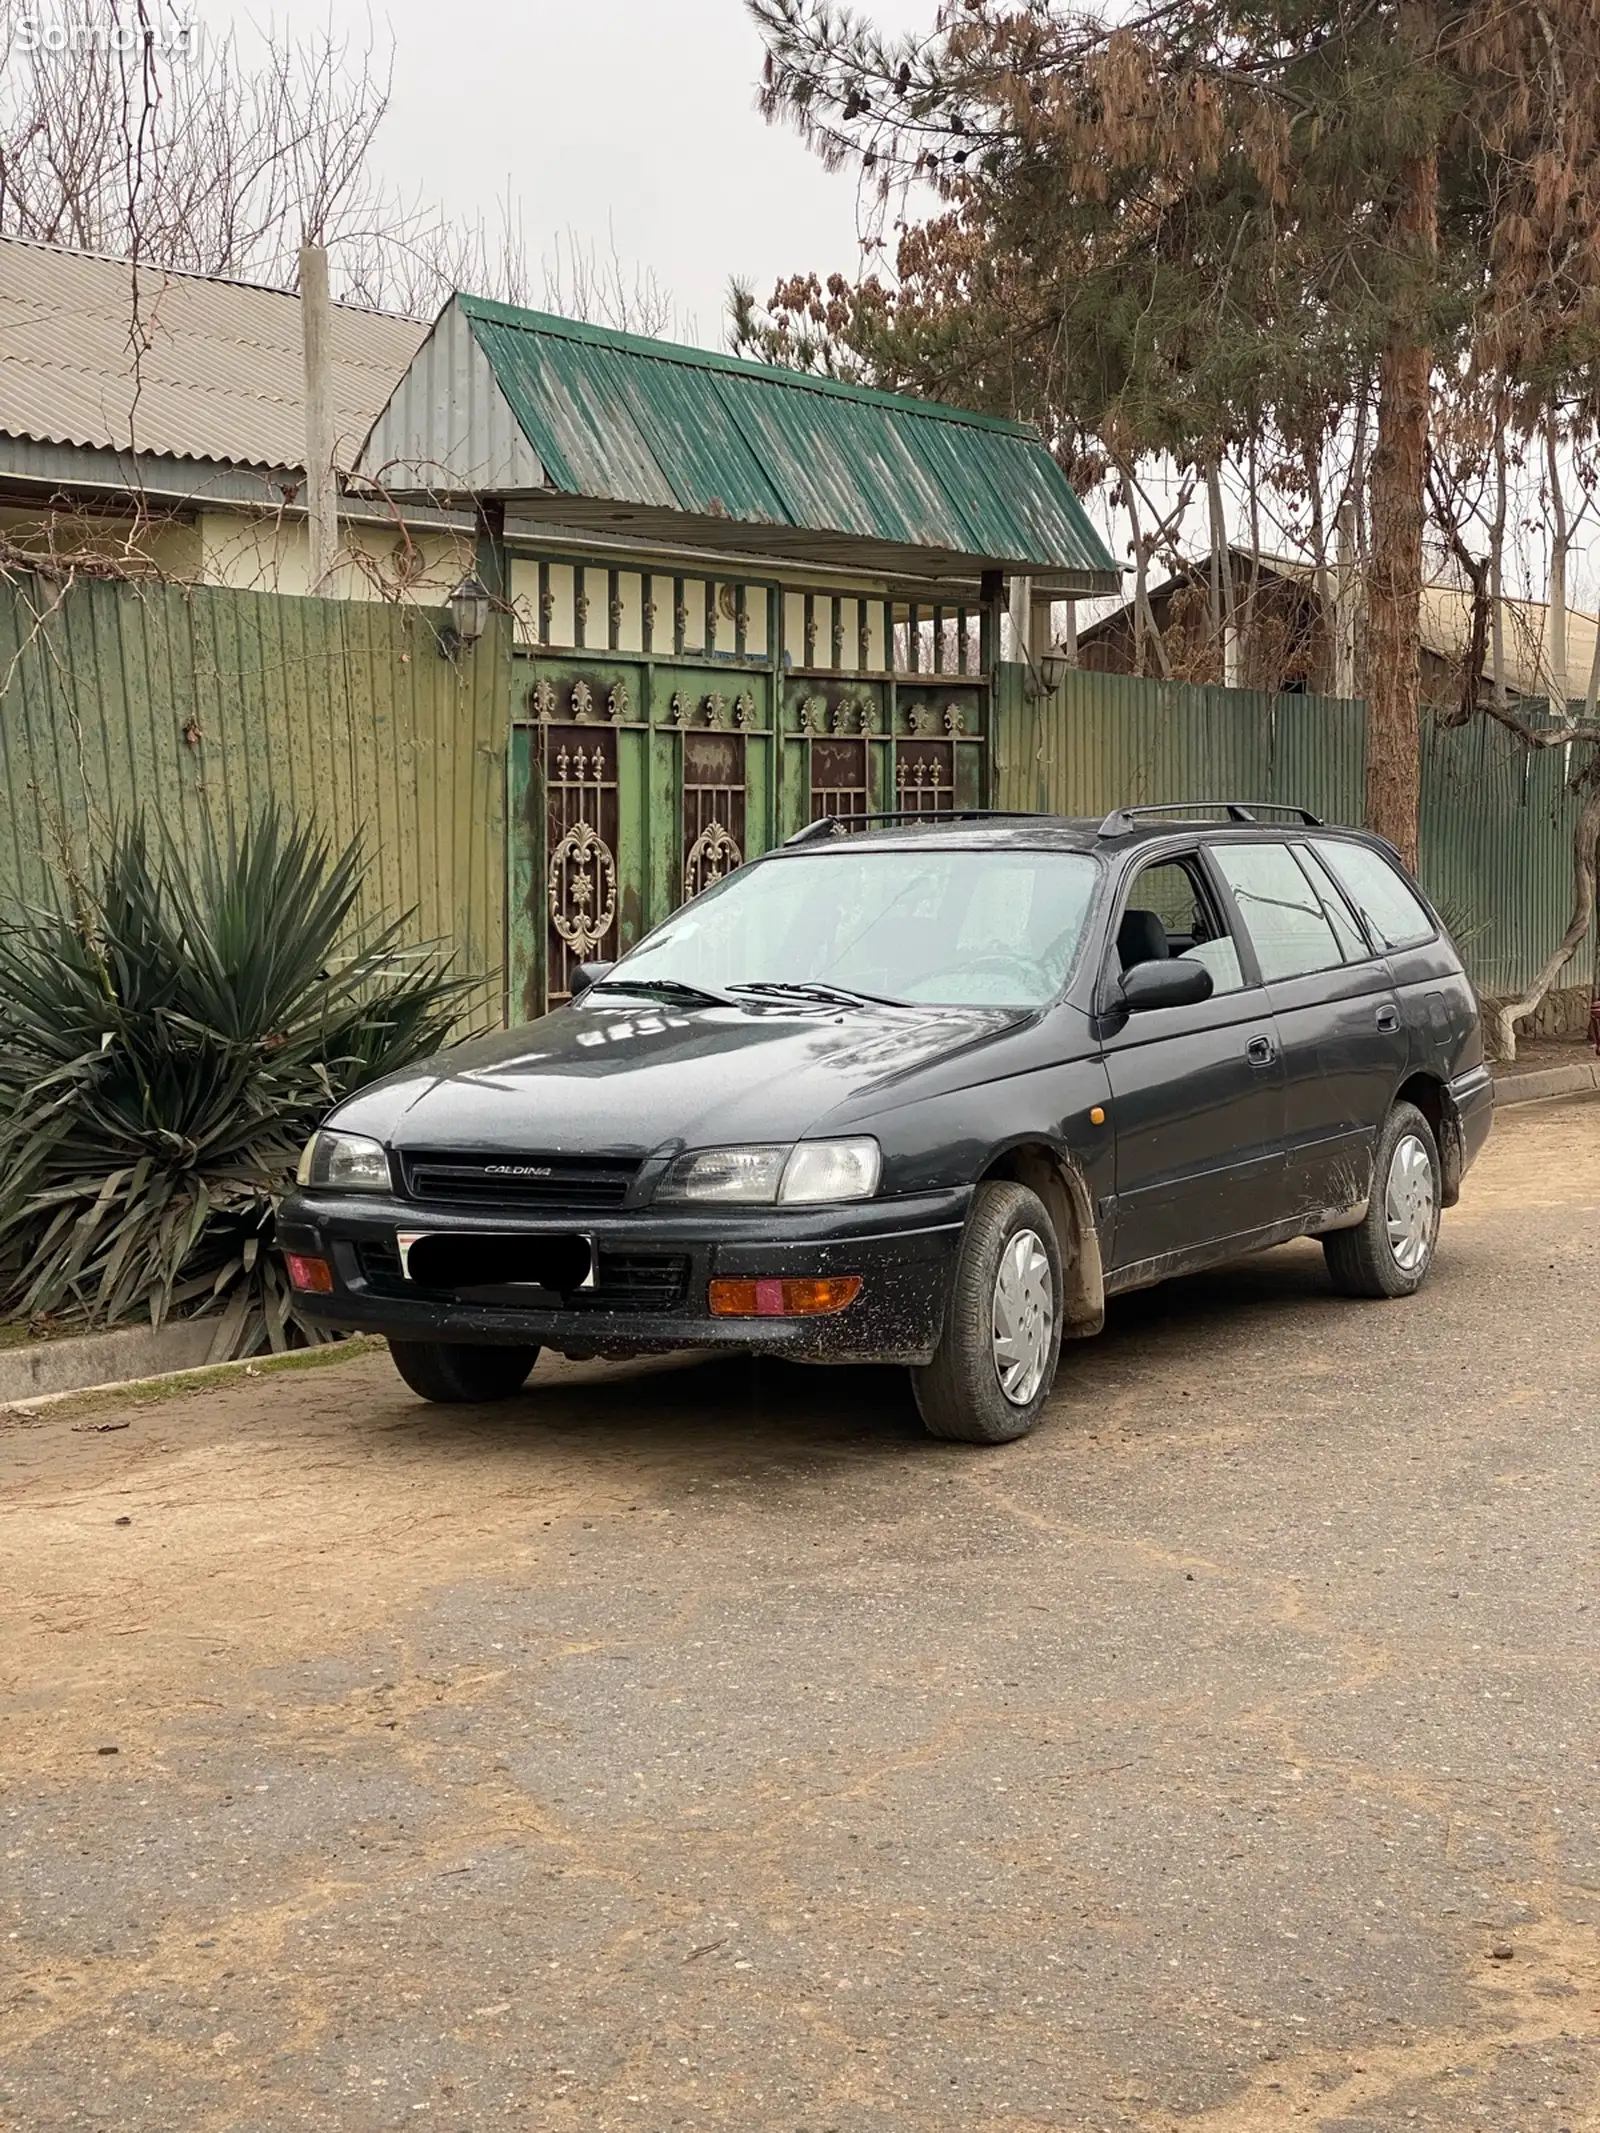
top-left (995, 664), bottom-right (1594, 999)
top-left (2, 579), bottom-right (1587, 1030)
top-left (0, 573), bottom-right (510, 1028)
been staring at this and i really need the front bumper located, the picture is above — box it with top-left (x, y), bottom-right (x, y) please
top-left (278, 1186), bottom-right (970, 1365)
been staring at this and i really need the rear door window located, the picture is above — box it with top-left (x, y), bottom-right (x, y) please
top-left (1209, 840), bottom-right (1345, 982)
top-left (1311, 839), bottom-right (1437, 951)
top-left (1293, 844), bottom-right (1372, 963)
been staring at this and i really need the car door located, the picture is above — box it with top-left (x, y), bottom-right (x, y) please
top-left (1099, 848), bottom-right (1288, 1277)
top-left (1310, 833), bottom-right (1480, 1082)
top-left (1205, 837), bottom-right (1408, 1223)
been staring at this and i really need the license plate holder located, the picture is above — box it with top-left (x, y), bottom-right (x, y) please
top-left (396, 1230), bottom-right (596, 1293)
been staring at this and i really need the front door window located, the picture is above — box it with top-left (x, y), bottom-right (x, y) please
top-left (1115, 855), bottom-right (1246, 994)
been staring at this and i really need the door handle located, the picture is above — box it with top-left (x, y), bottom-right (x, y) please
top-left (1246, 1035), bottom-right (1276, 1069)
top-left (1376, 1005), bottom-right (1401, 1033)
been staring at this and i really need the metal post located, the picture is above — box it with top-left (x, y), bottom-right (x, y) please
top-left (474, 499), bottom-right (507, 605)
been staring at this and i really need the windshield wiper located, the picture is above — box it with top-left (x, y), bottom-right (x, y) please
top-left (729, 980), bottom-right (909, 1009)
top-left (591, 976), bottom-right (738, 1008)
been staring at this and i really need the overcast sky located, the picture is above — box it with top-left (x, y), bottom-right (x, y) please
top-left (195, 0), bottom-right (1596, 616)
top-left (211, 0), bottom-right (938, 347)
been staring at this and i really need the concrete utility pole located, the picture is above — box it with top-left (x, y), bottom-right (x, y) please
top-left (299, 243), bottom-right (338, 593)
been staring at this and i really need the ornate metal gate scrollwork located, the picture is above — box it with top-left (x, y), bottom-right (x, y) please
top-left (683, 821), bottom-right (741, 898)
top-left (895, 737), bottom-right (956, 815)
top-left (543, 725), bottom-right (619, 1001)
top-left (682, 729), bottom-right (745, 899)
top-left (548, 819), bottom-right (617, 957)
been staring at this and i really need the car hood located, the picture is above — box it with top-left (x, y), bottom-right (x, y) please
top-left (328, 993), bottom-right (1029, 1157)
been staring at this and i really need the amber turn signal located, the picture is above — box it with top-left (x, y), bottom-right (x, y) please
top-left (284, 1252), bottom-right (334, 1294)
top-left (707, 1275), bottom-right (862, 1318)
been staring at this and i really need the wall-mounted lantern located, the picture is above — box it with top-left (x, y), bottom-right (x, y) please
top-left (439, 572), bottom-right (492, 659)
top-left (1024, 647), bottom-right (1073, 700)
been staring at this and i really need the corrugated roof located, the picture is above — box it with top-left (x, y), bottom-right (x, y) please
top-left (0, 237), bottom-right (426, 473)
top-left (358, 294), bottom-right (1119, 589)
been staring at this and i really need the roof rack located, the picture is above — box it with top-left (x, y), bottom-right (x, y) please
top-left (783, 809), bottom-right (1042, 847)
top-left (1095, 800), bottom-right (1324, 839)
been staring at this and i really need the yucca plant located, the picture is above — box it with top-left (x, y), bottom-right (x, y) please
top-left (0, 811), bottom-right (474, 1358)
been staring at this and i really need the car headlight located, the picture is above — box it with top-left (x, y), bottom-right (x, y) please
top-left (295, 1129), bottom-right (391, 1192)
top-left (657, 1144), bottom-right (789, 1204)
top-left (779, 1138), bottom-right (881, 1204)
top-left (656, 1138), bottom-right (880, 1205)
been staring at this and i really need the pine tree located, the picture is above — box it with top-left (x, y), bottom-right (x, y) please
top-left (748, 0), bottom-right (1600, 865)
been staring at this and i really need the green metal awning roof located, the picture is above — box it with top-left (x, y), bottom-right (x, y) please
top-left (355, 295), bottom-right (1119, 594)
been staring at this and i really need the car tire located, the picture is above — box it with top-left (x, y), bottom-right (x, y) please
top-left (911, 1181), bottom-right (1063, 1445)
top-left (387, 1340), bottom-right (540, 1403)
top-left (1323, 1101), bottom-right (1441, 1300)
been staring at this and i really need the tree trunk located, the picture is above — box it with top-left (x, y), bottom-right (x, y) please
top-left (1489, 426), bottom-right (1508, 709)
top-left (1364, 150), bottom-right (1438, 868)
top-left (1206, 455), bottom-right (1233, 685)
top-left (1489, 775), bottom-right (1600, 1062)
top-left (1545, 420), bottom-right (1570, 716)
top-left (1306, 437), bottom-right (1333, 691)
top-left (1334, 500), bottom-right (1359, 697)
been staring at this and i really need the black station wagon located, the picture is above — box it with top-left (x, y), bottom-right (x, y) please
top-left (281, 803), bottom-right (1494, 1444)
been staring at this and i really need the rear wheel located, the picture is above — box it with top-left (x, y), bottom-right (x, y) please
top-left (1323, 1101), bottom-right (1441, 1300)
top-left (911, 1181), bottom-right (1062, 1445)
top-left (387, 1340), bottom-right (540, 1403)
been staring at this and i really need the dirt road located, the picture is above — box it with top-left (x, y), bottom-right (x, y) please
top-left (3, 1098), bottom-right (1598, 2132)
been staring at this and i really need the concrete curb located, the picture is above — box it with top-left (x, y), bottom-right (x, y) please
top-left (1493, 1059), bottom-right (1600, 1108)
top-left (0, 1320), bottom-right (218, 1408)
top-left (0, 1335), bottom-right (381, 1417)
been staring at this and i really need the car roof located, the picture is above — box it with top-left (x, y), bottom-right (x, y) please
top-left (770, 808), bottom-right (1380, 859)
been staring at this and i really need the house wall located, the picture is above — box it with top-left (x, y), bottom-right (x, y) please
top-left (0, 495), bottom-right (472, 603)
top-left (0, 500), bottom-right (202, 579)
top-left (197, 511), bottom-right (472, 601)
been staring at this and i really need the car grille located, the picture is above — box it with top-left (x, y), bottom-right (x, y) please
top-left (398, 1150), bottom-right (640, 1210)
top-left (353, 1241), bottom-right (689, 1315)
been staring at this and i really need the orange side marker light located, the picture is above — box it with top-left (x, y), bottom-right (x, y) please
top-left (285, 1253), bottom-right (334, 1294)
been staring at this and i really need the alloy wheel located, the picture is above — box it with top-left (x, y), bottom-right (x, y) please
top-left (991, 1228), bottom-right (1055, 1406)
top-left (1385, 1132), bottom-right (1436, 1274)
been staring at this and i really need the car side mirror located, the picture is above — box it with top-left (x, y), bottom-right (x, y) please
top-left (570, 961), bottom-right (614, 998)
top-left (1118, 958), bottom-right (1213, 1012)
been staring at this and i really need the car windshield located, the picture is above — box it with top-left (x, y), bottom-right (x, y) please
top-left (602, 845), bottom-right (1101, 1009)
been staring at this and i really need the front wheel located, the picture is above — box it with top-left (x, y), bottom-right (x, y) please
top-left (388, 1340), bottom-right (540, 1403)
top-left (911, 1181), bottom-right (1063, 1445)
top-left (1323, 1101), bottom-right (1441, 1300)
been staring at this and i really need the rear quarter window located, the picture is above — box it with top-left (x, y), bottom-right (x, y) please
top-left (1312, 839), bottom-right (1437, 952)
